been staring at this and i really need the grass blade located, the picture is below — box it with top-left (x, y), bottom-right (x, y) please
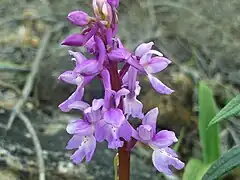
top-left (198, 81), bottom-right (220, 163)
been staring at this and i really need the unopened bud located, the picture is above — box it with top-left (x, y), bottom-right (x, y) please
top-left (68, 11), bottom-right (90, 26)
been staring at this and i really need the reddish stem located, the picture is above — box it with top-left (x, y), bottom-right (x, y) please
top-left (119, 63), bottom-right (130, 80)
top-left (119, 143), bottom-right (130, 180)
top-left (109, 62), bottom-right (130, 180)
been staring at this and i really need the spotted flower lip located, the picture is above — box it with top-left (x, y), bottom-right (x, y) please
top-left (152, 148), bottom-right (185, 175)
top-left (67, 135), bottom-right (96, 164)
top-left (59, 0), bottom-right (184, 174)
top-left (95, 108), bottom-right (132, 149)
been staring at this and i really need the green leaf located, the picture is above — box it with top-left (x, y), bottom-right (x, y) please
top-left (209, 94), bottom-right (240, 127)
top-left (183, 158), bottom-right (211, 180)
top-left (203, 145), bottom-right (240, 180)
top-left (198, 81), bottom-right (220, 163)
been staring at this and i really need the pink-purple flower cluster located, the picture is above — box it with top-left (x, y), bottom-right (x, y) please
top-left (59, 0), bottom-right (184, 175)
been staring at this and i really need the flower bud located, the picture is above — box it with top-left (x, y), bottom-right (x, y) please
top-left (108, 0), bottom-right (119, 8)
top-left (93, 0), bottom-right (113, 25)
top-left (68, 11), bottom-right (90, 26)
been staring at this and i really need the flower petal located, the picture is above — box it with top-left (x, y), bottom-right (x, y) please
top-left (104, 108), bottom-right (125, 127)
top-left (151, 130), bottom-right (178, 149)
top-left (66, 120), bottom-right (92, 135)
top-left (85, 37), bottom-right (96, 54)
top-left (68, 101), bottom-right (90, 111)
top-left (116, 38), bottom-right (124, 48)
top-left (84, 135), bottom-right (96, 162)
top-left (118, 121), bottom-right (132, 141)
top-left (92, 99), bottom-right (104, 111)
top-left (138, 125), bottom-right (154, 141)
top-left (80, 75), bottom-right (96, 88)
top-left (66, 135), bottom-right (83, 149)
top-left (108, 139), bottom-right (124, 149)
top-left (115, 88), bottom-right (130, 107)
top-left (75, 59), bottom-right (102, 75)
top-left (147, 74), bottom-right (174, 94)
top-left (108, 48), bottom-right (131, 61)
top-left (139, 49), bottom-right (164, 66)
top-left (144, 57), bottom-right (171, 74)
top-left (70, 135), bottom-right (96, 164)
top-left (58, 87), bottom-right (85, 112)
top-left (71, 148), bottom-right (85, 164)
top-left (152, 149), bottom-right (184, 175)
top-left (127, 56), bottom-right (145, 72)
top-left (101, 69), bottom-right (111, 89)
top-left (146, 50), bottom-right (163, 57)
top-left (104, 89), bottom-right (115, 109)
top-left (84, 107), bottom-right (102, 123)
top-left (142, 107), bottom-right (158, 131)
top-left (58, 71), bottom-right (78, 84)
top-left (95, 120), bottom-right (107, 142)
top-left (135, 42), bottom-right (154, 57)
top-left (68, 50), bottom-right (87, 65)
top-left (95, 35), bottom-right (106, 64)
top-left (135, 81), bottom-right (141, 95)
top-left (127, 66), bottom-right (137, 93)
top-left (123, 96), bottom-right (144, 119)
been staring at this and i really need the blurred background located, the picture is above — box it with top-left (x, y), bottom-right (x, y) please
top-left (0, 0), bottom-right (240, 179)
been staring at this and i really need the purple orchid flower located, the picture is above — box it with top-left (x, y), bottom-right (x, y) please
top-left (108, 42), bottom-right (174, 95)
top-left (58, 86), bottom-right (86, 112)
top-left (59, 0), bottom-right (184, 176)
top-left (122, 66), bottom-right (144, 119)
top-left (65, 99), bottom-right (104, 163)
top-left (66, 134), bottom-right (96, 164)
top-left (96, 108), bottom-right (132, 149)
top-left (58, 50), bottom-right (102, 87)
top-left (133, 42), bottom-right (174, 94)
top-left (133, 108), bottom-right (184, 174)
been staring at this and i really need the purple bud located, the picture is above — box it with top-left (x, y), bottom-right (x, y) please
top-left (108, 0), bottom-right (119, 8)
top-left (61, 33), bottom-right (86, 46)
top-left (62, 26), bottom-right (98, 47)
top-left (68, 11), bottom-right (90, 26)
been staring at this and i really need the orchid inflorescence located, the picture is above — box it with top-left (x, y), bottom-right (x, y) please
top-left (58, 0), bottom-right (184, 175)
